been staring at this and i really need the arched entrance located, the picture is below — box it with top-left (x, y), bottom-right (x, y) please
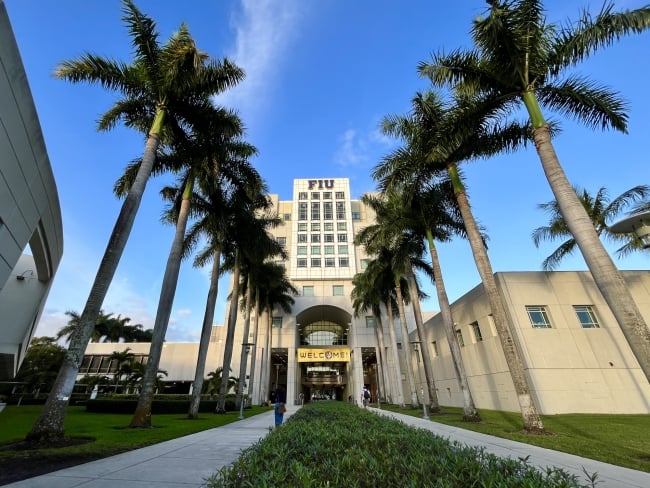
top-left (296, 306), bottom-right (352, 403)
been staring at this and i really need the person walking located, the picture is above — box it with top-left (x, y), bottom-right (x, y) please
top-left (274, 391), bottom-right (286, 426)
top-left (361, 386), bottom-right (370, 409)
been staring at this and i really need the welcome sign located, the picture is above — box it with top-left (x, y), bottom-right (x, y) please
top-left (297, 347), bottom-right (350, 362)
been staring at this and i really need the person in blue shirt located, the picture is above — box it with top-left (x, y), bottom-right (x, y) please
top-left (274, 390), bottom-right (285, 426)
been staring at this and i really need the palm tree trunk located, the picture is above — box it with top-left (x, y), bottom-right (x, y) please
top-left (394, 280), bottom-right (419, 408)
top-left (447, 162), bottom-right (544, 432)
top-left (531, 125), bottom-right (650, 382)
top-left (247, 298), bottom-right (261, 405)
top-left (130, 173), bottom-right (194, 428)
top-left (27, 113), bottom-right (165, 442)
top-left (385, 301), bottom-right (405, 407)
top-left (217, 258), bottom-right (241, 412)
top-left (236, 277), bottom-right (254, 409)
top-left (188, 249), bottom-right (222, 419)
top-left (406, 267), bottom-right (441, 412)
top-left (426, 229), bottom-right (480, 421)
top-left (374, 317), bottom-right (391, 403)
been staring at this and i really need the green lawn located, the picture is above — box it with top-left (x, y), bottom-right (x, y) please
top-left (0, 404), bottom-right (271, 461)
top-left (380, 404), bottom-right (650, 473)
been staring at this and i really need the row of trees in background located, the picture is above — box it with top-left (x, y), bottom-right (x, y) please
top-left (20, 0), bottom-right (650, 443)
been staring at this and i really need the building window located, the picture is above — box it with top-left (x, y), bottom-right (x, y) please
top-left (352, 211), bottom-right (361, 220)
top-left (456, 329), bottom-right (465, 347)
top-left (338, 245), bottom-right (348, 254)
top-left (336, 191), bottom-right (345, 199)
top-left (337, 234), bottom-right (347, 242)
top-left (297, 246), bottom-right (307, 255)
top-left (277, 237), bottom-right (286, 248)
top-left (298, 234), bottom-right (307, 243)
top-left (283, 213), bottom-right (291, 221)
top-left (336, 202), bottom-right (346, 219)
top-left (323, 202), bottom-right (333, 220)
top-left (303, 286), bottom-right (314, 296)
top-left (298, 192), bottom-right (308, 200)
top-left (574, 305), bottom-right (600, 328)
top-left (324, 233), bottom-right (334, 243)
top-left (337, 222), bottom-right (347, 231)
top-left (324, 222), bottom-right (334, 231)
top-left (311, 234), bottom-right (321, 243)
top-left (431, 341), bottom-right (439, 357)
top-left (311, 202), bottom-right (320, 220)
top-left (365, 316), bottom-right (376, 328)
top-left (325, 257), bottom-right (336, 267)
top-left (311, 258), bottom-right (321, 267)
top-left (311, 192), bottom-right (320, 200)
top-left (298, 202), bottom-right (308, 220)
top-left (311, 245), bottom-right (321, 255)
top-left (360, 259), bottom-right (369, 270)
top-left (526, 305), bottom-right (552, 328)
top-left (471, 321), bottom-right (483, 342)
top-left (298, 223), bottom-right (308, 232)
top-left (272, 317), bottom-right (283, 328)
top-left (324, 245), bottom-right (335, 255)
top-left (323, 192), bottom-right (332, 199)
top-left (297, 258), bottom-right (307, 268)
top-left (333, 285), bottom-right (344, 296)
top-left (339, 257), bottom-right (349, 267)
top-left (311, 222), bottom-right (321, 232)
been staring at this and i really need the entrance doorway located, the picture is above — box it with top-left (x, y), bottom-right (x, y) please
top-left (300, 363), bottom-right (346, 402)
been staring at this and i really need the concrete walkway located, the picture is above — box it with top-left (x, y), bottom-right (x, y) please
top-left (5, 405), bottom-right (650, 487)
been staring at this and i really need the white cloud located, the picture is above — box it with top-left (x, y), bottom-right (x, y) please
top-left (216, 0), bottom-right (305, 119)
top-left (335, 129), bottom-right (368, 167)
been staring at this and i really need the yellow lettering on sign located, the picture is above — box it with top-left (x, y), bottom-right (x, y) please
top-left (297, 347), bottom-right (350, 362)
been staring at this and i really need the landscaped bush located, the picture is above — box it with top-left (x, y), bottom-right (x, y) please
top-left (85, 395), bottom-right (239, 414)
top-left (206, 402), bottom-right (590, 487)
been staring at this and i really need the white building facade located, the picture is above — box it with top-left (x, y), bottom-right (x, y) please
top-left (0, 2), bottom-right (64, 380)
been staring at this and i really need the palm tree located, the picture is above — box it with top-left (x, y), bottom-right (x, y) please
top-left (256, 263), bottom-right (297, 405)
top-left (362, 256), bottom-right (406, 407)
top-left (377, 101), bottom-right (484, 420)
top-left (108, 348), bottom-right (135, 392)
top-left (128, 109), bottom-right (255, 428)
top-left (355, 222), bottom-right (421, 409)
top-left (28, 0), bottom-right (244, 442)
top-left (204, 367), bottom-right (237, 399)
top-left (351, 271), bottom-right (392, 404)
top-left (374, 90), bottom-right (544, 431)
top-left (421, 0), bottom-right (650, 383)
top-left (56, 310), bottom-right (114, 344)
top-left (357, 193), bottom-right (440, 411)
top-left (533, 185), bottom-right (650, 269)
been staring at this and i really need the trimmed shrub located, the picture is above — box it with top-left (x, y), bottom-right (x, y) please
top-left (206, 402), bottom-right (590, 487)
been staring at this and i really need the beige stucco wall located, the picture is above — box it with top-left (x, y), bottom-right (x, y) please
top-left (421, 271), bottom-right (650, 414)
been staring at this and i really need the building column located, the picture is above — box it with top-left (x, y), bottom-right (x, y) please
top-left (353, 346), bottom-right (363, 405)
top-left (287, 346), bottom-right (296, 405)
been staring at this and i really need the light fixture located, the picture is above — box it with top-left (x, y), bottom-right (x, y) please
top-left (610, 210), bottom-right (650, 249)
top-left (16, 270), bottom-right (34, 281)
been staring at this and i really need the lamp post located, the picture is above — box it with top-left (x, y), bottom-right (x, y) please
top-left (238, 343), bottom-right (254, 420)
top-left (610, 210), bottom-right (650, 249)
top-left (411, 342), bottom-right (429, 420)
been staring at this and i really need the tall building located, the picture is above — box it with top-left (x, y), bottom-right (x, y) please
top-left (0, 2), bottom-right (63, 380)
top-left (212, 178), bottom-right (393, 405)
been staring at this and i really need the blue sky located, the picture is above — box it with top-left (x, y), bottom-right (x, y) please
top-left (5, 0), bottom-right (649, 341)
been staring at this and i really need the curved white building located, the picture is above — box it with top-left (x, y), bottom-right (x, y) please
top-left (0, 1), bottom-right (63, 380)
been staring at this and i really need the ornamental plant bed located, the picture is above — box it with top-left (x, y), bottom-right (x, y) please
top-left (206, 402), bottom-right (593, 487)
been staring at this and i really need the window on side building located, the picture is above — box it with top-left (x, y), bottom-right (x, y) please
top-left (471, 321), bottom-right (483, 342)
top-left (272, 317), bottom-right (283, 328)
top-left (526, 305), bottom-right (552, 328)
top-left (574, 305), bottom-right (600, 328)
top-left (333, 285), bottom-right (344, 296)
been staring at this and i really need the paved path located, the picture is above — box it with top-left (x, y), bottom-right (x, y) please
top-left (5, 405), bottom-right (650, 487)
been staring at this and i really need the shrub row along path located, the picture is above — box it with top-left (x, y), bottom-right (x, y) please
top-left (4, 405), bottom-right (650, 488)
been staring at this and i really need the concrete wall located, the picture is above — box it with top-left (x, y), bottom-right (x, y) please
top-left (422, 271), bottom-right (650, 414)
top-left (0, 2), bottom-right (63, 378)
